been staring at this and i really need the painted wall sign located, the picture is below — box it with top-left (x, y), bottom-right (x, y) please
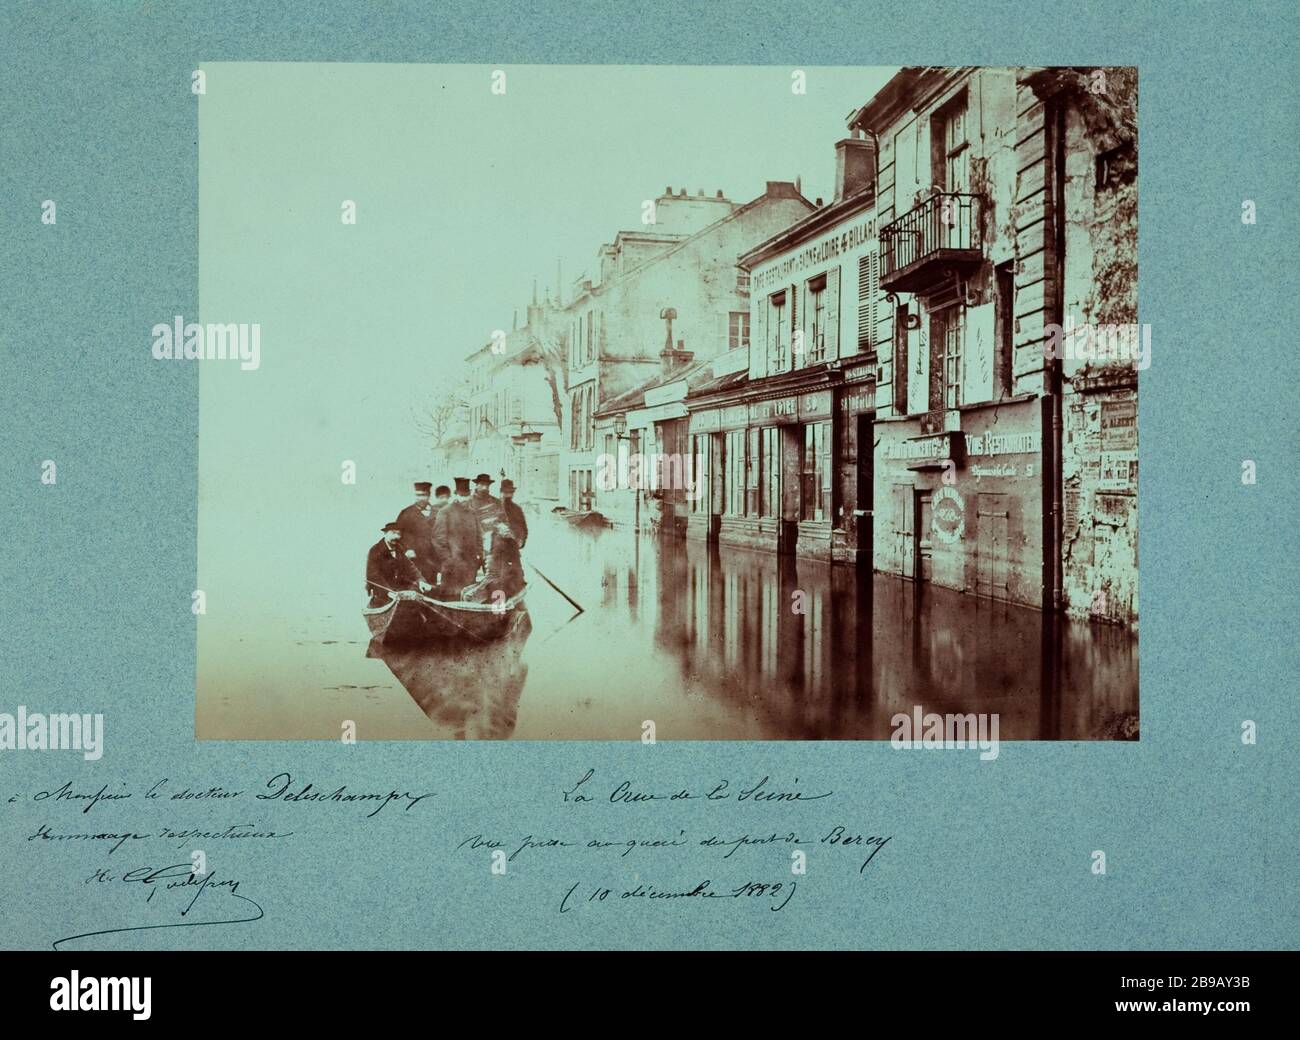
top-left (751, 217), bottom-right (876, 293)
top-left (883, 433), bottom-right (951, 462)
top-left (965, 430), bottom-right (1041, 457)
top-left (931, 485), bottom-right (966, 543)
top-left (749, 396), bottom-right (799, 425)
top-left (842, 388), bottom-right (875, 414)
top-left (798, 390), bottom-right (831, 420)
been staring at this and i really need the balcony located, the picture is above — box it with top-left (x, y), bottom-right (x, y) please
top-left (879, 192), bottom-right (984, 294)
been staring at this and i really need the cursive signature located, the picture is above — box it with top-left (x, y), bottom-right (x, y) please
top-left (51, 863), bottom-right (264, 950)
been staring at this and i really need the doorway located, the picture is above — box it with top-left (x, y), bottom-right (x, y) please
top-left (855, 413), bottom-right (874, 562)
top-left (913, 489), bottom-right (933, 584)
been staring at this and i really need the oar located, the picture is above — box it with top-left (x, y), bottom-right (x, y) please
top-left (528, 563), bottom-right (584, 616)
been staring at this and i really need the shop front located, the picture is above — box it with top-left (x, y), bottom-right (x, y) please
top-left (685, 379), bottom-right (840, 561)
top-left (873, 396), bottom-right (1046, 606)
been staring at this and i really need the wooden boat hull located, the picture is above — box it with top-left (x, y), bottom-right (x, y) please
top-left (364, 587), bottom-right (527, 648)
top-left (554, 508), bottom-right (608, 530)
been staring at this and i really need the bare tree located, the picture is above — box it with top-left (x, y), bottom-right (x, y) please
top-left (412, 372), bottom-right (469, 448)
top-left (518, 308), bottom-right (570, 436)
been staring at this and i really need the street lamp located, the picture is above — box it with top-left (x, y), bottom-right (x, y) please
top-left (612, 411), bottom-right (638, 533)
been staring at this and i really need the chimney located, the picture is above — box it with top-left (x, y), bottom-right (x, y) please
top-left (834, 133), bottom-right (877, 202)
top-left (661, 338), bottom-right (694, 378)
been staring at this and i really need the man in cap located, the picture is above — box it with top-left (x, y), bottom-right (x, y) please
top-left (470, 472), bottom-right (504, 540)
top-left (395, 481), bottom-right (439, 582)
top-left (365, 522), bottom-right (432, 606)
top-left (499, 479), bottom-right (528, 550)
top-left (432, 477), bottom-right (484, 593)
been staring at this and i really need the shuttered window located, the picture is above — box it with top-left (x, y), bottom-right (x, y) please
top-left (858, 251), bottom-right (879, 354)
top-left (823, 268), bottom-right (840, 360)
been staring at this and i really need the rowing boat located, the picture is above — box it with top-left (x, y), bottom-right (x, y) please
top-left (363, 586), bottom-right (528, 647)
top-left (552, 508), bottom-right (609, 530)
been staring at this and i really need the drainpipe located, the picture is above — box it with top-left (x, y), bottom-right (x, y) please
top-left (1047, 100), bottom-right (1066, 614)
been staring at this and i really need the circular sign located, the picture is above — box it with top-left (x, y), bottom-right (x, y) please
top-left (931, 486), bottom-right (966, 544)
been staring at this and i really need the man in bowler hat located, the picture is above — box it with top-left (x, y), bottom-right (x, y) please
top-left (365, 521), bottom-right (430, 606)
top-left (499, 479), bottom-right (528, 550)
top-left (470, 472), bottom-right (503, 537)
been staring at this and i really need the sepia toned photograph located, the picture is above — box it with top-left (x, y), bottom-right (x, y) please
top-left (194, 63), bottom-right (1139, 742)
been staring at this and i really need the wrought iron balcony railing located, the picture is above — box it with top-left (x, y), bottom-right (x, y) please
top-left (879, 192), bottom-right (984, 294)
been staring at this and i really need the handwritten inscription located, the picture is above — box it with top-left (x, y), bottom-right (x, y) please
top-left (9, 766), bottom-right (898, 946)
top-left (564, 768), bottom-right (833, 804)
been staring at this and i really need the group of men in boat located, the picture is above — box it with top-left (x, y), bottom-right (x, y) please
top-left (365, 473), bottom-right (528, 607)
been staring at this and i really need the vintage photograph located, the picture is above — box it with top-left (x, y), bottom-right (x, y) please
top-left (194, 64), bottom-right (1139, 741)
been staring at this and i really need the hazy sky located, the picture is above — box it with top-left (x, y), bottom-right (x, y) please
top-left (196, 63), bottom-right (897, 613)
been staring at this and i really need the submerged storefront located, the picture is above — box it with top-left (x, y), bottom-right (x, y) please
top-left (874, 397), bottom-right (1047, 607)
top-left (684, 369), bottom-right (841, 561)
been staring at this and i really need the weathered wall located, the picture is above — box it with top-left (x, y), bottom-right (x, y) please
top-left (1055, 70), bottom-right (1139, 625)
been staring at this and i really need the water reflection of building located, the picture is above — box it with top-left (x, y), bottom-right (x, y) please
top-left (639, 537), bottom-right (1135, 740)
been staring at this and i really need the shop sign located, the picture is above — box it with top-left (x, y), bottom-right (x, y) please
top-left (883, 433), bottom-right (952, 463)
top-left (964, 430), bottom-right (1041, 457)
top-left (750, 396), bottom-right (799, 425)
top-left (842, 387), bottom-right (875, 414)
top-left (751, 216), bottom-right (876, 294)
top-left (798, 390), bottom-right (831, 420)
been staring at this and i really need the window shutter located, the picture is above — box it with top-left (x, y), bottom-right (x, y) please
top-left (858, 252), bottom-right (879, 354)
top-left (790, 283), bottom-right (799, 365)
top-left (824, 268), bottom-right (840, 360)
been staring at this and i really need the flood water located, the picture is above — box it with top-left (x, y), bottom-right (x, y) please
top-left (196, 511), bottom-right (1137, 741)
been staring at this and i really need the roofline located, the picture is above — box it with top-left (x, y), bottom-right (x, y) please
top-left (848, 66), bottom-right (975, 134)
top-left (561, 182), bottom-right (815, 311)
top-left (738, 188), bottom-right (876, 270)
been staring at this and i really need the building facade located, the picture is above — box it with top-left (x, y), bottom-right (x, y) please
top-left (559, 183), bottom-right (815, 509)
top-left (851, 66), bottom-right (1137, 623)
top-left (675, 66), bottom-right (1138, 627)
top-left (685, 135), bottom-right (881, 561)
